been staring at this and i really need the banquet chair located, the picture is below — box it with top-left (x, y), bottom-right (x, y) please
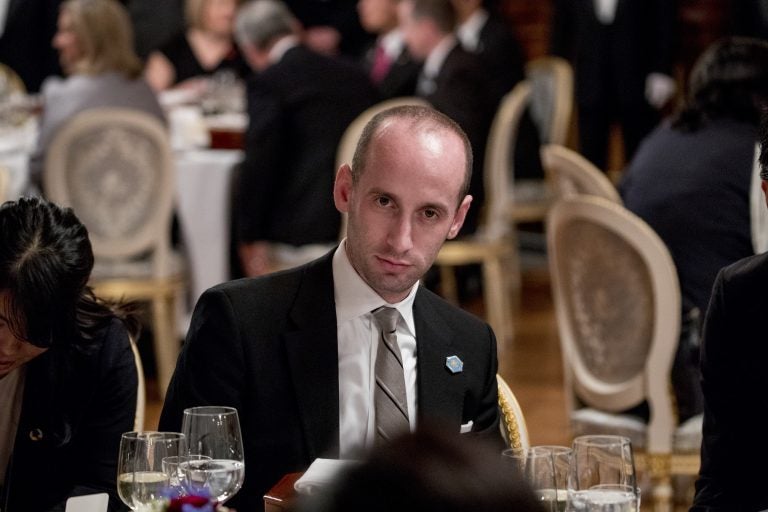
top-left (44, 107), bottom-right (184, 399)
top-left (335, 96), bottom-right (431, 240)
top-left (0, 165), bottom-right (8, 202)
top-left (547, 196), bottom-right (701, 512)
top-left (541, 144), bottom-right (621, 203)
top-left (432, 83), bottom-right (529, 345)
top-left (510, 56), bottom-right (574, 224)
top-left (497, 374), bottom-right (530, 451)
top-left (129, 334), bottom-right (146, 432)
top-left (0, 63), bottom-right (26, 96)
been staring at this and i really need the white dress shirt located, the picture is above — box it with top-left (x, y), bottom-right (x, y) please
top-left (594, 0), bottom-right (618, 24)
top-left (377, 29), bottom-right (406, 61)
top-left (456, 9), bottom-right (489, 52)
top-left (333, 240), bottom-right (418, 458)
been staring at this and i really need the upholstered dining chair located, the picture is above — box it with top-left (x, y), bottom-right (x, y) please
top-left (44, 107), bottom-right (184, 399)
top-left (0, 63), bottom-right (26, 96)
top-left (335, 96), bottom-right (431, 240)
top-left (433, 83), bottom-right (529, 346)
top-left (129, 334), bottom-right (146, 432)
top-left (497, 374), bottom-right (530, 452)
top-left (547, 196), bottom-right (701, 512)
top-left (541, 144), bottom-right (621, 203)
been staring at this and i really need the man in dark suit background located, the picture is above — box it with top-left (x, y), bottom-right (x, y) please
top-left (357, 0), bottom-right (421, 99)
top-left (398, 0), bottom-right (494, 234)
top-left (160, 103), bottom-right (502, 511)
top-left (232, 0), bottom-right (376, 277)
top-left (691, 115), bottom-right (768, 511)
top-left (551, 0), bottom-right (677, 170)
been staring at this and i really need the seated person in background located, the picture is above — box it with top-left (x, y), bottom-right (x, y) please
top-left (690, 114), bottom-right (768, 512)
top-left (357, 0), bottom-right (421, 100)
top-left (232, 0), bottom-right (376, 277)
top-left (294, 428), bottom-right (543, 512)
top-left (398, 0), bottom-right (494, 234)
top-left (144, 0), bottom-right (249, 92)
top-left (29, 0), bottom-right (165, 193)
top-left (0, 197), bottom-right (139, 512)
top-left (620, 37), bottom-right (768, 422)
top-left (160, 105), bottom-right (503, 512)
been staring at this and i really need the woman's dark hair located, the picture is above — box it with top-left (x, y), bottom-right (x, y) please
top-left (0, 197), bottom-right (139, 348)
top-left (673, 37), bottom-right (768, 131)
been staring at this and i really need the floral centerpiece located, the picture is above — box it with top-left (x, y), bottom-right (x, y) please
top-left (145, 493), bottom-right (234, 512)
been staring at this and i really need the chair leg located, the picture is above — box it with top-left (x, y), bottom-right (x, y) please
top-left (151, 292), bottom-right (180, 399)
top-left (648, 453), bottom-right (673, 512)
top-left (439, 265), bottom-right (460, 305)
top-left (482, 256), bottom-right (512, 347)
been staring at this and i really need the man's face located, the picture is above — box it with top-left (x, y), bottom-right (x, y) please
top-left (397, 0), bottom-right (434, 60)
top-left (358, 0), bottom-right (398, 34)
top-left (334, 119), bottom-right (471, 303)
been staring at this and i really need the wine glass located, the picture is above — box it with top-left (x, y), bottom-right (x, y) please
top-left (503, 446), bottom-right (571, 512)
top-left (566, 435), bottom-right (640, 511)
top-left (117, 431), bottom-right (186, 511)
top-left (181, 406), bottom-right (245, 504)
top-left (161, 454), bottom-right (211, 498)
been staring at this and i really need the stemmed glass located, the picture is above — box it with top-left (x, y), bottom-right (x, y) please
top-left (180, 406), bottom-right (245, 504)
top-left (566, 435), bottom-right (640, 511)
top-left (117, 431), bottom-right (186, 511)
top-left (503, 446), bottom-right (571, 512)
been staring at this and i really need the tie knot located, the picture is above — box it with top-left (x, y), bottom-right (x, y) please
top-left (372, 307), bottom-right (400, 334)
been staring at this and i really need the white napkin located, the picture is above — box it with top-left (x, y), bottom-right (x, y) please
top-left (294, 458), bottom-right (359, 495)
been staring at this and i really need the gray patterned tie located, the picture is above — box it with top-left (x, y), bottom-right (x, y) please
top-left (372, 307), bottom-right (410, 443)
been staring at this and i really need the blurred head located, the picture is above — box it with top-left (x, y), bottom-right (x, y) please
top-left (0, 198), bottom-right (95, 376)
top-left (334, 105), bottom-right (472, 303)
top-left (54, 0), bottom-right (142, 78)
top-left (186, 0), bottom-right (240, 36)
top-left (235, 0), bottom-right (298, 70)
top-left (398, 0), bottom-right (456, 60)
top-left (357, 0), bottom-right (400, 35)
top-left (299, 428), bottom-right (544, 512)
top-left (674, 37), bottom-right (768, 131)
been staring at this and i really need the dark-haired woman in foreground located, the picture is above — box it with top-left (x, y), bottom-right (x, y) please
top-left (0, 197), bottom-right (139, 512)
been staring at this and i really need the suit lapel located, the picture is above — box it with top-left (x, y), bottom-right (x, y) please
top-left (414, 289), bottom-right (465, 428)
top-left (283, 254), bottom-right (341, 459)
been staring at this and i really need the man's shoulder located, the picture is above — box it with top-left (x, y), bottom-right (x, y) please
top-left (720, 252), bottom-right (768, 289)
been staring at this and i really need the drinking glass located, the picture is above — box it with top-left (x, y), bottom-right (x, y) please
top-left (566, 435), bottom-right (640, 512)
top-left (181, 406), bottom-right (245, 503)
top-left (161, 455), bottom-right (211, 498)
top-left (503, 446), bottom-right (570, 512)
top-left (117, 431), bottom-right (186, 511)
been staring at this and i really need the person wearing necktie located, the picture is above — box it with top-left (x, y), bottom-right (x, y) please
top-left (159, 100), bottom-right (504, 511)
top-left (357, 0), bottom-right (421, 99)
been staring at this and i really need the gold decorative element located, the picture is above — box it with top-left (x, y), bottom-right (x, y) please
top-left (498, 382), bottom-right (523, 451)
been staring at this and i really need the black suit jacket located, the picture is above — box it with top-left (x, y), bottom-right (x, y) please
top-left (362, 44), bottom-right (421, 100)
top-left (691, 252), bottom-right (768, 511)
top-left (159, 251), bottom-right (501, 512)
top-left (235, 45), bottom-right (376, 247)
top-left (474, 15), bottom-right (525, 106)
top-left (1, 319), bottom-right (137, 512)
top-left (422, 44), bottom-right (495, 234)
top-left (0, 0), bottom-right (62, 93)
top-left (551, 0), bottom-right (675, 108)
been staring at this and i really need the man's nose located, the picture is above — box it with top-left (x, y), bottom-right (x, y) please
top-left (388, 214), bottom-right (414, 253)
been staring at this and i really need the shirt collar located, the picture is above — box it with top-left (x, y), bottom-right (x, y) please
top-left (268, 35), bottom-right (300, 64)
top-left (423, 34), bottom-right (457, 80)
top-left (457, 9), bottom-right (488, 51)
top-left (332, 240), bottom-right (418, 336)
top-left (378, 29), bottom-right (405, 60)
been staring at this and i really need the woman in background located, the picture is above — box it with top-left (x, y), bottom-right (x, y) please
top-left (29, 0), bottom-right (165, 193)
top-left (0, 197), bottom-right (139, 512)
top-left (144, 0), bottom-right (247, 91)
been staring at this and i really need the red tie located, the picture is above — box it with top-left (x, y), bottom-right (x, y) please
top-left (370, 45), bottom-right (392, 85)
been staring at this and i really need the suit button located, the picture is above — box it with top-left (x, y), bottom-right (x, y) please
top-left (29, 428), bottom-right (44, 441)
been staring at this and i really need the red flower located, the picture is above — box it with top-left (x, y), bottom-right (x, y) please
top-left (166, 494), bottom-right (216, 512)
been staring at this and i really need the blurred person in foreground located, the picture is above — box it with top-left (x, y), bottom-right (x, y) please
top-left (144, 0), bottom-right (249, 92)
top-left (621, 38), bottom-right (768, 423)
top-left (294, 427), bottom-right (544, 512)
top-left (0, 197), bottom-right (139, 512)
top-left (160, 105), bottom-right (502, 511)
top-left (28, 0), bottom-right (165, 194)
top-left (690, 112), bottom-right (768, 511)
top-left (232, 0), bottom-right (376, 277)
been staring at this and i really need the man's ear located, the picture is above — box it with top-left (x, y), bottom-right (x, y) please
top-left (334, 164), bottom-right (353, 213)
top-left (446, 195), bottom-right (472, 240)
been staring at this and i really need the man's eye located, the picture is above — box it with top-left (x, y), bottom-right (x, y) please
top-left (377, 196), bottom-right (391, 206)
top-left (424, 209), bottom-right (438, 219)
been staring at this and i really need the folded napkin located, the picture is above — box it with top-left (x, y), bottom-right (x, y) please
top-left (294, 458), bottom-right (359, 495)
